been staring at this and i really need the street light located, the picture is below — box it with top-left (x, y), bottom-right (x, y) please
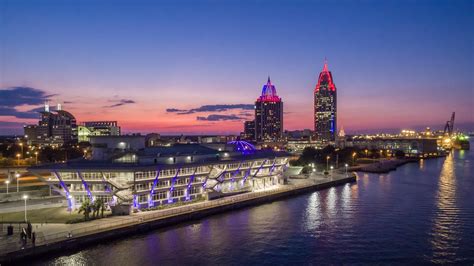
top-left (34, 151), bottom-right (39, 164)
top-left (365, 149), bottom-right (368, 157)
top-left (326, 156), bottom-right (330, 171)
top-left (19, 143), bottom-right (24, 158)
top-left (15, 173), bottom-right (20, 193)
top-left (5, 180), bottom-right (10, 194)
top-left (345, 163), bottom-right (349, 176)
top-left (352, 152), bottom-right (357, 165)
top-left (16, 153), bottom-right (21, 166)
top-left (23, 195), bottom-right (28, 222)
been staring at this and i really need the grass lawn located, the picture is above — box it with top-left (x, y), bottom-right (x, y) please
top-left (0, 207), bottom-right (104, 223)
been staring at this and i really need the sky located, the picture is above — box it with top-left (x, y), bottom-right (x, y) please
top-left (0, 0), bottom-right (473, 135)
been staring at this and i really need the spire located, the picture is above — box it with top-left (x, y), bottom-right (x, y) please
top-left (322, 57), bottom-right (328, 72)
top-left (258, 76), bottom-right (281, 102)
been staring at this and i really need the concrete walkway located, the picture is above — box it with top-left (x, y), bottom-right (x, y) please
top-left (0, 172), bottom-right (355, 258)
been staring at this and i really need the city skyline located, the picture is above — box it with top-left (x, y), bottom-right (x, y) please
top-left (1, 0), bottom-right (473, 135)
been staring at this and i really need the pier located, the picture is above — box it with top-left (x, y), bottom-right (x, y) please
top-left (0, 172), bottom-right (356, 264)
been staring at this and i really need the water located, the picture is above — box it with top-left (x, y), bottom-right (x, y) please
top-left (39, 147), bottom-right (474, 265)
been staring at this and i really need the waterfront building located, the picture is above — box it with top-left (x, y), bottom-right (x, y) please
top-left (314, 60), bottom-right (337, 142)
top-left (24, 103), bottom-right (77, 146)
top-left (29, 138), bottom-right (290, 212)
top-left (78, 121), bottom-right (121, 143)
top-left (255, 77), bottom-right (283, 142)
top-left (348, 136), bottom-right (440, 157)
top-left (241, 120), bottom-right (256, 141)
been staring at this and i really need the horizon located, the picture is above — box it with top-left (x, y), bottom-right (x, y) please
top-left (1, 0), bottom-right (473, 135)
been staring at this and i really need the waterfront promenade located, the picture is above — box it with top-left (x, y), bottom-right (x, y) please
top-left (0, 172), bottom-right (356, 263)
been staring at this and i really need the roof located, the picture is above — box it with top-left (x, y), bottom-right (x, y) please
top-left (29, 150), bottom-right (291, 172)
top-left (141, 144), bottom-right (219, 156)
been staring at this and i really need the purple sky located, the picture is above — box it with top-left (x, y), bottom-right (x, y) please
top-left (0, 0), bottom-right (473, 135)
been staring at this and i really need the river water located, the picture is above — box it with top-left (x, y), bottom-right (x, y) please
top-left (39, 146), bottom-right (474, 265)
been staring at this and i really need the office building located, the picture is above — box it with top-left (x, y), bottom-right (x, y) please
top-left (314, 60), bottom-right (337, 142)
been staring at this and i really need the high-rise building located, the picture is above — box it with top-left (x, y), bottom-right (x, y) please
top-left (24, 103), bottom-right (77, 145)
top-left (314, 60), bottom-right (337, 142)
top-left (78, 121), bottom-right (121, 142)
top-left (255, 77), bottom-right (283, 142)
top-left (241, 120), bottom-right (256, 141)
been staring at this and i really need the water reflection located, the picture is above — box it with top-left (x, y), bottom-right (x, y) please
top-left (305, 192), bottom-right (322, 234)
top-left (429, 153), bottom-right (460, 264)
top-left (326, 187), bottom-right (337, 217)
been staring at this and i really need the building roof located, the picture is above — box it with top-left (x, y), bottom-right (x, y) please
top-left (29, 149), bottom-right (290, 172)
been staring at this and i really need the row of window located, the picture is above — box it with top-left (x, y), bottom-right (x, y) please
top-left (138, 187), bottom-right (202, 203)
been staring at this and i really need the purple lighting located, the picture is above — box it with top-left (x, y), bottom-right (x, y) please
top-left (168, 167), bottom-right (180, 203)
top-left (148, 168), bottom-right (160, 207)
top-left (54, 171), bottom-right (73, 211)
top-left (228, 140), bottom-right (256, 155)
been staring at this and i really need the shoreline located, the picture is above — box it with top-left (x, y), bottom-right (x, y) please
top-left (0, 174), bottom-right (356, 264)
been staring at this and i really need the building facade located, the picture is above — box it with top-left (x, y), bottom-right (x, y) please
top-left (255, 77), bottom-right (283, 142)
top-left (349, 137), bottom-right (440, 157)
top-left (242, 120), bottom-right (256, 141)
top-left (30, 140), bottom-right (290, 211)
top-left (24, 103), bottom-right (77, 146)
top-left (314, 60), bottom-right (337, 142)
top-left (78, 121), bottom-right (121, 142)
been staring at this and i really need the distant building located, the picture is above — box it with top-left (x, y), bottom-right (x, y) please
top-left (145, 133), bottom-right (162, 147)
top-left (255, 77), bottom-right (283, 142)
top-left (78, 121), bottom-right (121, 142)
top-left (24, 103), bottom-right (77, 146)
top-left (314, 59), bottom-right (337, 142)
top-left (348, 136), bottom-right (439, 157)
top-left (241, 120), bottom-right (256, 141)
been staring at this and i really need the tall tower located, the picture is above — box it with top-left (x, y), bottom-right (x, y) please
top-left (314, 59), bottom-right (337, 142)
top-left (255, 77), bottom-right (283, 142)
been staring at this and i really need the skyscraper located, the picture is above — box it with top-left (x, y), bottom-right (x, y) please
top-left (255, 77), bottom-right (283, 142)
top-left (314, 59), bottom-right (337, 141)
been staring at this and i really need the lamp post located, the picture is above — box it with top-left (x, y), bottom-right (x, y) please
top-left (352, 152), bottom-right (357, 165)
top-left (365, 149), bottom-right (368, 157)
top-left (16, 154), bottom-right (21, 166)
top-left (23, 195), bottom-right (28, 222)
top-left (19, 143), bottom-right (24, 158)
top-left (326, 156), bottom-right (330, 171)
top-left (345, 163), bottom-right (349, 176)
top-left (35, 151), bottom-right (38, 164)
top-left (15, 173), bottom-right (20, 193)
top-left (5, 180), bottom-right (10, 194)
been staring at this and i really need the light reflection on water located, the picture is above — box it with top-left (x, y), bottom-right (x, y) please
top-left (37, 148), bottom-right (474, 265)
top-left (430, 153), bottom-right (460, 263)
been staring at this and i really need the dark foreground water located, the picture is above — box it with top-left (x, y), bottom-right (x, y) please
top-left (39, 147), bottom-right (474, 265)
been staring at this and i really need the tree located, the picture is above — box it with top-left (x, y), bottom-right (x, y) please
top-left (78, 199), bottom-right (92, 221)
top-left (93, 199), bottom-right (106, 218)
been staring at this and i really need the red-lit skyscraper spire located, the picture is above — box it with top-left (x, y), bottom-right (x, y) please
top-left (314, 59), bottom-right (337, 142)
